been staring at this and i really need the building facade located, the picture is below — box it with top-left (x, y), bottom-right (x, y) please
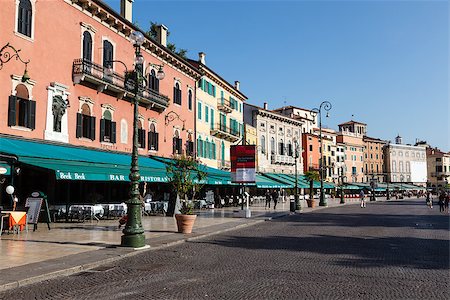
top-left (383, 136), bottom-right (427, 185)
top-left (244, 103), bottom-right (304, 174)
top-left (188, 53), bottom-right (246, 170)
top-left (0, 0), bottom-right (200, 203)
top-left (363, 136), bottom-right (386, 183)
top-left (426, 147), bottom-right (450, 190)
top-left (336, 121), bottom-right (366, 182)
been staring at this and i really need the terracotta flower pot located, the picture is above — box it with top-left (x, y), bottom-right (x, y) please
top-left (175, 214), bottom-right (197, 234)
top-left (306, 199), bottom-right (316, 208)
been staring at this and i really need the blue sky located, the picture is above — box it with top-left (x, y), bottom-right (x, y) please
top-left (106, 0), bottom-right (448, 151)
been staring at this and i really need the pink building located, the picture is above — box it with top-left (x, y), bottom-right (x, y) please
top-left (0, 0), bottom-right (200, 204)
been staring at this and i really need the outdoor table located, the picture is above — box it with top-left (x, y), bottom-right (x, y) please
top-left (144, 201), bottom-right (168, 215)
top-left (1, 211), bottom-right (27, 233)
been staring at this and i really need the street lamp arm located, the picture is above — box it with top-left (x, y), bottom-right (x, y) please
top-left (0, 43), bottom-right (30, 70)
top-left (320, 101), bottom-right (332, 112)
top-left (104, 60), bottom-right (129, 73)
top-left (165, 111), bottom-right (186, 130)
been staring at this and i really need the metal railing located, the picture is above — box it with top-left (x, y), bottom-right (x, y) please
top-left (72, 58), bottom-right (170, 108)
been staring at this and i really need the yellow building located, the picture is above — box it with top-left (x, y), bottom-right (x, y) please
top-left (189, 53), bottom-right (247, 170)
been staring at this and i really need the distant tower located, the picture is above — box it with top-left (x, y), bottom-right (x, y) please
top-left (395, 134), bottom-right (402, 145)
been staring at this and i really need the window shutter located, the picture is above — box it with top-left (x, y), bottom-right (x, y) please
top-left (142, 130), bottom-right (146, 148)
top-left (210, 108), bottom-right (214, 130)
top-left (173, 86), bottom-right (176, 103)
top-left (178, 138), bottom-right (183, 154)
top-left (90, 116), bottom-right (96, 140)
top-left (8, 96), bottom-right (17, 126)
top-left (155, 132), bottom-right (159, 151)
top-left (28, 100), bottom-right (36, 130)
top-left (148, 131), bottom-right (152, 150)
top-left (76, 113), bottom-right (82, 138)
top-left (178, 89), bottom-right (182, 105)
top-left (100, 119), bottom-right (106, 142)
top-left (212, 143), bottom-right (216, 159)
top-left (173, 137), bottom-right (176, 154)
top-left (111, 121), bottom-right (116, 143)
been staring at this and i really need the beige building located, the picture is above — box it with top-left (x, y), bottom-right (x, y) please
top-left (383, 135), bottom-right (427, 185)
top-left (313, 127), bottom-right (337, 183)
top-left (336, 121), bottom-right (366, 183)
top-left (188, 53), bottom-right (247, 170)
top-left (363, 136), bottom-right (386, 182)
top-left (243, 103), bottom-right (304, 174)
top-left (272, 106), bottom-right (317, 134)
top-left (426, 147), bottom-right (450, 190)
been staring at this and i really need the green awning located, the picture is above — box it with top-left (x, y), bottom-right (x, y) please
top-left (0, 136), bottom-right (168, 182)
top-left (255, 174), bottom-right (291, 189)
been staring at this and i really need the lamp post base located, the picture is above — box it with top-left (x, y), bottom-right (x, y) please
top-left (319, 194), bottom-right (327, 206)
top-left (121, 233), bottom-right (146, 248)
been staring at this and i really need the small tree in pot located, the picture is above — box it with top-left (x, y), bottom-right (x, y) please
top-left (166, 154), bottom-right (206, 233)
top-left (305, 170), bottom-right (319, 208)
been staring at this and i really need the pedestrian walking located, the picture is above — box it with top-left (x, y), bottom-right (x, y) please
top-left (426, 191), bottom-right (433, 209)
top-left (438, 192), bottom-right (445, 212)
top-left (359, 190), bottom-right (366, 208)
top-left (265, 189), bottom-right (271, 209)
top-left (445, 193), bottom-right (449, 213)
top-left (272, 189), bottom-right (279, 210)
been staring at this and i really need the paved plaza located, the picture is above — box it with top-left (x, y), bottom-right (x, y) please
top-left (0, 197), bottom-right (448, 299)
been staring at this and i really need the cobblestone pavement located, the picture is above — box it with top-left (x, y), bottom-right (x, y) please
top-left (1, 198), bottom-right (448, 300)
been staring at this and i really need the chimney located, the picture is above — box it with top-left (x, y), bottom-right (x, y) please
top-left (234, 81), bottom-right (240, 91)
top-left (199, 52), bottom-right (206, 64)
top-left (156, 24), bottom-right (168, 47)
top-left (263, 102), bottom-right (268, 110)
top-left (120, 0), bottom-right (133, 22)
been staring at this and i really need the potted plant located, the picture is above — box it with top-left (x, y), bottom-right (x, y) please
top-left (166, 154), bottom-right (206, 234)
top-left (305, 170), bottom-right (319, 208)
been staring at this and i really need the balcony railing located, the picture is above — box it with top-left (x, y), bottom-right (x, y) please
top-left (72, 58), bottom-right (170, 111)
top-left (271, 154), bottom-right (295, 165)
top-left (217, 98), bottom-right (233, 113)
top-left (210, 123), bottom-right (241, 142)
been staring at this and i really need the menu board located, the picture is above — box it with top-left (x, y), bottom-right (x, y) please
top-left (25, 198), bottom-right (43, 225)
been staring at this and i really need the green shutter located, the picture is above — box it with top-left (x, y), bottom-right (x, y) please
top-left (205, 105), bottom-right (209, 122)
top-left (198, 102), bottom-right (202, 120)
top-left (220, 91), bottom-right (224, 104)
top-left (210, 108), bottom-right (214, 130)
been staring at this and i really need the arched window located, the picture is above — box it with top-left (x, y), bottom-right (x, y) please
top-left (279, 139), bottom-right (284, 155)
top-left (137, 120), bottom-right (145, 148)
top-left (186, 133), bottom-right (194, 156)
top-left (173, 130), bottom-right (182, 154)
top-left (392, 161), bottom-right (396, 172)
top-left (211, 140), bottom-right (216, 160)
top-left (270, 137), bottom-right (275, 154)
top-left (8, 84), bottom-right (35, 129)
top-left (399, 161), bottom-right (404, 172)
top-left (406, 161), bottom-right (410, 172)
top-left (148, 69), bottom-right (159, 92)
top-left (103, 40), bottom-right (113, 68)
top-left (148, 123), bottom-right (158, 151)
top-left (188, 90), bottom-right (193, 110)
top-left (197, 137), bottom-right (203, 157)
top-left (260, 135), bottom-right (266, 154)
top-left (76, 103), bottom-right (94, 139)
top-left (82, 31), bottom-right (92, 62)
top-left (100, 110), bottom-right (116, 143)
top-left (288, 140), bottom-right (293, 156)
top-left (173, 82), bottom-right (182, 105)
top-left (18, 0), bottom-right (32, 37)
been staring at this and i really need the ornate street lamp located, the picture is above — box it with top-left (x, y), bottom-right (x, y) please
top-left (310, 101), bottom-right (332, 207)
top-left (164, 111), bottom-right (186, 142)
top-left (291, 138), bottom-right (301, 212)
top-left (0, 43), bottom-right (30, 82)
top-left (106, 31), bottom-right (166, 248)
top-left (340, 167), bottom-right (345, 204)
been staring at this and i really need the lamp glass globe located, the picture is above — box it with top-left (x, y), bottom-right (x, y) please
top-left (6, 185), bottom-right (14, 195)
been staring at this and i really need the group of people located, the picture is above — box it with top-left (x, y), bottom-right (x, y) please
top-left (426, 191), bottom-right (450, 212)
top-left (265, 189), bottom-right (280, 210)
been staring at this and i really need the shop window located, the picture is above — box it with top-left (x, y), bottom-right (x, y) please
top-left (100, 110), bottom-right (116, 143)
top-left (76, 103), bottom-right (95, 140)
top-left (8, 84), bottom-right (36, 129)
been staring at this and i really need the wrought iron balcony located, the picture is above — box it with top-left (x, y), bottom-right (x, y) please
top-left (210, 123), bottom-right (241, 142)
top-left (217, 98), bottom-right (233, 113)
top-left (72, 59), bottom-right (169, 111)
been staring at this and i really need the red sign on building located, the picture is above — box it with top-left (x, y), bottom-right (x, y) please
top-left (231, 145), bottom-right (256, 183)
